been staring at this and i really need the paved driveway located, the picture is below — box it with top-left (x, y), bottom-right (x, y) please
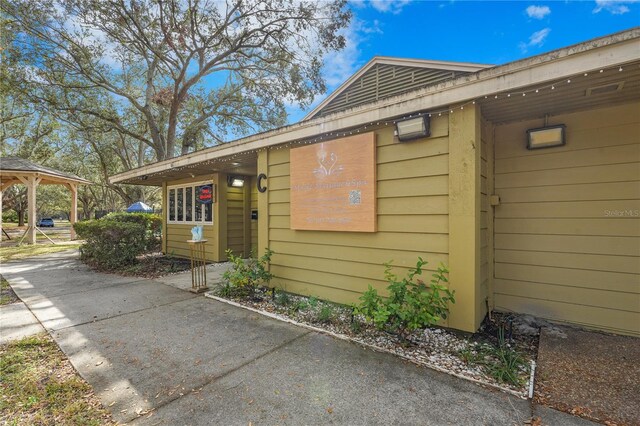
top-left (0, 251), bottom-right (595, 425)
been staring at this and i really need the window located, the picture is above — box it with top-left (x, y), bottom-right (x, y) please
top-left (167, 181), bottom-right (214, 225)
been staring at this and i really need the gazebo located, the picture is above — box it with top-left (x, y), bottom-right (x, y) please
top-left (0, 156), bottom-right (91, 244)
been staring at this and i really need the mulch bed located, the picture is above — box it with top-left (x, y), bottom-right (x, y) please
top-left (534, 326), bottom-right (640, 425)
top-left (121, 254), bottom-right (192, 278)
top-left (83, 253), bottom-right (192, 279)
top-left (212, 288), bottom-right (536, 397)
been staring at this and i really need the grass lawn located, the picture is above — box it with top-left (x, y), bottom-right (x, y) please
top-left (0, 276), bottom-right (19, 305)
top-left (0, 334), bottom-right (116, 425)
top-left (0, 243), bottom-right (82, 263)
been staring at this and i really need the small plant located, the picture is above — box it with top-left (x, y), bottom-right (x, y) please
top-left (355, 258), bottom-right (454, 340)
top-left (292, 299), bottom-right (309, 312)
top-left (350, 318), bottom-right (362, 334)
top-left (307, 296), bottom-right (319, 308)
top-left (458, 328), bottom-right (528, 387)
top-left (484, 327), bottom-right (528, 386)
top-left (458, 344), bottom-right (482, 365)
top-left (219, 248), bottom-right (273, 298)
top-left (275, 291), bottom-right (292, 306)
top-left (317, 305), bottom-right (335, 324)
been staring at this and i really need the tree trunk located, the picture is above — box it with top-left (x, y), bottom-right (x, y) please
top-left (18, 209), bottom-right (25, 226)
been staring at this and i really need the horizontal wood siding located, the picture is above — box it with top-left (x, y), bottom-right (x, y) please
top-left (165, 174), bottom-right (219, 261)
top-left (166, 224), bottom-right (216, 259)
top-left (227, 185), bottom-right (245, 257)
top-left (267, 120), bottom-right (450, 304)
top-left (493, 103), bottom-right (640, 336)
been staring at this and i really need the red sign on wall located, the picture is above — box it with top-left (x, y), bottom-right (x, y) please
top-left (196, 185), bottom-right (214, 204)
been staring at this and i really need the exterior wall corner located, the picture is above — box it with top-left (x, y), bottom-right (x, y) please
top-left (447, 104), bottom-right (485, 332)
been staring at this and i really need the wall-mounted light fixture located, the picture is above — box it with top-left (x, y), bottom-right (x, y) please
top-left (526, 124), bottom-right (566, 150)
top-left (227, 175), bottom-right (245, 187)
top-left (395, 116), bottom-right (430, 142)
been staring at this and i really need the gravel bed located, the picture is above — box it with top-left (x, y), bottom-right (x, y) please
top-left (211, 287), bottom-right (534, 398)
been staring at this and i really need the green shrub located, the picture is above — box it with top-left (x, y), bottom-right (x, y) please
top-left (356, 258), bottom-right (454, 339)
top-left (74, 220), bottom-right (146, 269)
top-left (219, 249), bottom-right (273, 298)
top-left (2, 210), bottom-right (18, 223)
top-left (103, 212), bottom-right (162, 251)
top-left (73, 213), bottom-right (162, 269)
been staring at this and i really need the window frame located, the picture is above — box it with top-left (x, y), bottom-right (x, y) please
top-left (167, 181), bottom-right (215, 225)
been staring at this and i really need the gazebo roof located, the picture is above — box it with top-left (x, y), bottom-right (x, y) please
top-left (0, 156), bottom-right (92, 185)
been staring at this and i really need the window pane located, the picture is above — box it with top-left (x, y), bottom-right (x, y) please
top-left (205, 202), bottom-right (212, 222)
top-left (195, 200), bottom-right (203, 222)
top-left (185, 187), bottom-right (193, 221)
top-left (169, 189), bottom-right (175, 221)
top-left (195, 184), bottom-right (213, 223)
top-left (177, 188), bottom-right (183, 221)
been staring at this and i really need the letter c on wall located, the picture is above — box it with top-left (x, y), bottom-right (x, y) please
top-left (257, 173), bottom-right (267, 193)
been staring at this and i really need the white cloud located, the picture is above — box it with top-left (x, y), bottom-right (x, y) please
top-left (526, 5), bottom-right (551, 19)
top-left (360, 19), bottom-right (383, 35)
top-left (593, 0), bottom-right (638, 14)
top-left (286, 15), bottom-right (385, 121)
top-left (350, 0), bottom-right (412, 14)
top-left (529, 28), bottom-right (551, 45)
top-left (322, 22), bottom-right (364, 88)
top-left (519, 28), bottom-right (551, 53)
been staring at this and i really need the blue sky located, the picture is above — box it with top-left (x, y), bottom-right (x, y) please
top-left (287, 0), bottom-right (639, 122)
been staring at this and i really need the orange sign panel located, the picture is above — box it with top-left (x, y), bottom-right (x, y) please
top-left (290, 132), bottom-right (376, 232)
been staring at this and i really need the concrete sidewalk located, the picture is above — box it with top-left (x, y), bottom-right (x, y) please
top-left (0, 250), bottom-right (595, 425)
top-left (0, 300), bottom-right (45, 344)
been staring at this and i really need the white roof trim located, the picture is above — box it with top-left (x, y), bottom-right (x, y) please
top-left (302, 56), bottom-right (492, 120)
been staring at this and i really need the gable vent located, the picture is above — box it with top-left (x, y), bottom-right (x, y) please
top-left (586, 82), bottom-right (624, 96)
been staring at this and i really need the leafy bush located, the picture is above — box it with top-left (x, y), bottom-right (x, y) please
top-left (73, 213), bottom-right (162, 269)
top-left (103, 212), bottom-right (162, 251)
top-left (219, 249), bottom-right (273, 298)
top-left (356, 258), bottom-right (454, 339)
top-left (74, 220), bottom-right (146, 269)
top-left (2, 210), bottom-right (18, 223)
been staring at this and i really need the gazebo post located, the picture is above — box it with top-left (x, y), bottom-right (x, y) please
top-left (66, 183), bottom-right (78, 240)
top-left (26, 175), bottom-right (41, 244)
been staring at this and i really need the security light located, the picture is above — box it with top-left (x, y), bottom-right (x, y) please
top-left (395, 116), bottom-right (430, 142)
top-left (227, 176), bottom-right (245, 187)
top-left (527, 125), bottom-right (566, 150)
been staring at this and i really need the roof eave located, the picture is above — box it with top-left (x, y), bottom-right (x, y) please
top-left (110, 27), bottom-right (640, 186)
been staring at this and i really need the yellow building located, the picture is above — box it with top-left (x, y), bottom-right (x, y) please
top-left (111, 29), bottom-right (640, 336)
